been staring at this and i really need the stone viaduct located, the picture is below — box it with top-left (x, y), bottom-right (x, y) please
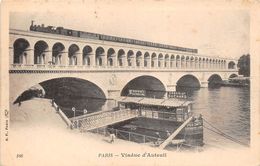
top-left (9, 28), bottom-right (238, 104)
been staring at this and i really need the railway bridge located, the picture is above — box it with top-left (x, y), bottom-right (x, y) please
top-left (9, 28), bottom-right (238, 104)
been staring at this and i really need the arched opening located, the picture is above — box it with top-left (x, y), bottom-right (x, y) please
top-left (136, 51), bottom-right (142, 67)
top-left (52, 42), bottom-right (65, 65)
top-left (176, 75), bottom-right (200, 92)
top-left (158, 53), bottom-right (163, 68)
top-left (194, 57), bottom-right (198, 69)
top-left (181, 55), bottom-right (185, 68)
top-left (83, 46), bottom-right (93, 66)
top-left (186, 56), bottom-right (190, 68)
top-left (218, 60), bottom-right (221, 69)
top-left (40, 77), bottom-right (106, 117)
top-left (96, 47), bottom-right (105, 66)
top-left (151, 53), bottom-right (157, 68)
top-left (107, 48), bottom-right (115, 67)
top-left (34, 40), bottom-right (48, 64)
top-left (206, 58), bottom-right (209, 69)
top-left (198, 58), bottom-right (201, 68)
top-left (121, 75), bottom-right (166, 98)
top-left (212, 59), bottom-right (215, 69)
top-left (144, 52), bottom-right (150, 67)
top-left (118, 49), bottom-right (125, 67)
top-left (202, 58), bottom-right (205, 68)
top-left (68, 44), bottom-right (80, 65)
top-left (190, 57), bottom-right (195, 68)
top-left (209, 59), bottom-right (212, 69)
top-left (13, 38), bottom-right (30, 64)
top-left (229, 73), bottom-right (238, 78)
top-left (164, 54), bottom-right (169, 67)
top-left (176, 55), bottom-right (180, 68)
top-left (228, 61), bottom-right (236, 69)
top-left (127, 50), bottom-right (134, 66)
top-left (208, 74), bottom-right (223, 88)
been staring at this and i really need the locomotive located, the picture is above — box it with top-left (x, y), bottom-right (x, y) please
top-left (30, 21), bottom-right (198, 54)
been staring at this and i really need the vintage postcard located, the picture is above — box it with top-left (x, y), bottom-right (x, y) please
top-left (0, 0), bottom-right (260, 165)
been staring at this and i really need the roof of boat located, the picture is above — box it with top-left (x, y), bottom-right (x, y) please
top-left (117, 96), bottom-right (192, 107)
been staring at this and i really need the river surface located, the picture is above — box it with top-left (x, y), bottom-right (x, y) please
top-left (55, 86), bottom-right (250, 148)
top-left (183, 86), bottom-right (250, 148)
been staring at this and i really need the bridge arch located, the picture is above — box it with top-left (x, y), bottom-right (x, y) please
top-left (170, 55), bottom-right (175, 68)
top-left (202, 58), bottom-right (205, 68)
top-left (181, 55), bottom-right (185, 69)
top-left (165, 54), bottom-right (169, 68)
top-left (83, 45), bottom-right (93, 66)
top-left (206, 58), bottom-right (209, 68)
top-left (229, 73), bottom-right (238, 78)
top-left (218, 60), bottom-right (222, 69)
top-left (96, 47), bottom-right (105, 66)
top-left (52, 42), bottom-right (65, 65)
top-left (198, 57), bottom-right (202, 69)
top-left (151, 53), bottom-right (157, 68)
top-left (12, 76), bottom-right (108, 105)
top-left (144, 52), bottom-right (150, 67)
top-left (121, 75), bottom-right (166, 98)
top-left (34, 40), bottom-right (48, 64)
top-left (136, 51), bottom-right (142, 67)
top-left (118, 49), bottom-right (125, 66)
top-left (228, 61), bottom-right (236, 69)
top-left (209, 59), bottom-right (212, 68)
top-left (158, 53), bottom-right (164, 68)
top-left (13, 38), bottom-right (31, 64)
top-left (207, 74), bottom-right (223, 87)
top-left (107, 48), bottom-right (116, 67)
top-left (176, 55), bottom-right (180, 68)
top-left (127, 50), bottom-right (135, 66)
top-left (68, 44), bottom-right (80, 65)
top-left (13, 77), bottom-right (107, 117)
top-left (176, 74), bottom-right (200, 88)
top-left (186, 56), bottom-right (190, 68)
top-left (194, 57), bottom-right (198, 69)
top-left (39, 77), bottom-right (106, 99)
top-left (190, 56), bottom-right (194, 69)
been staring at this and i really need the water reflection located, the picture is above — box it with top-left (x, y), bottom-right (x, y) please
top-left (180, 86), bottom-right (250, 145)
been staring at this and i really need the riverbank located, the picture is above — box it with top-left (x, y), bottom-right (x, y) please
top-left (6, 98), bottom-right (257, 166)
top-left (221, 76), bottom-right (250, 87)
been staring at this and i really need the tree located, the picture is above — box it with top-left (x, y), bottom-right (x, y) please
top-left (237, 54), bottom-right (250, 77)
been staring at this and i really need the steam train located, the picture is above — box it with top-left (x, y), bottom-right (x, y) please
top-left (30, 21), bottom-right (198, 53)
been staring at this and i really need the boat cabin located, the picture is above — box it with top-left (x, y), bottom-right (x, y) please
top-left (117, 97), bottom-right (193, 122)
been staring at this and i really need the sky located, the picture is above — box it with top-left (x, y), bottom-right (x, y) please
top-left (9, 3), bottom-right (250, 59)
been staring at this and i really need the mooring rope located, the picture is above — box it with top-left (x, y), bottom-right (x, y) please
top-left (202, 118), bottom-right (249, 147)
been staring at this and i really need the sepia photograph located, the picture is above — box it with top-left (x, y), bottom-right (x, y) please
top-left (1, 0), bottom-right (259, 165)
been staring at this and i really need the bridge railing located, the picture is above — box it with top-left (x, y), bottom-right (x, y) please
top-left (52, 101), bottom-right (73, 128)
top-left (69, 109), bottom-right (114, 121)
top-left (71, 109), bottom-right (139, 131)
top-left (9, 64), bottom-right (238, 72)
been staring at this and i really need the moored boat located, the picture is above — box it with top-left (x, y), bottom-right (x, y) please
top-left (108, 96), bottom-right (204, 148)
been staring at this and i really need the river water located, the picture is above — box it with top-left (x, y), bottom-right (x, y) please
top-left (189, 87), bottom-right (250, 148)
top-left (55, 86), bottom-right (250, 148)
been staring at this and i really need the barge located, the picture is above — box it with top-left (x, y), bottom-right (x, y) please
top-left (68, 93), bottom-right (203, 149)
top-left (109, 97), bottom-right (203, 148)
